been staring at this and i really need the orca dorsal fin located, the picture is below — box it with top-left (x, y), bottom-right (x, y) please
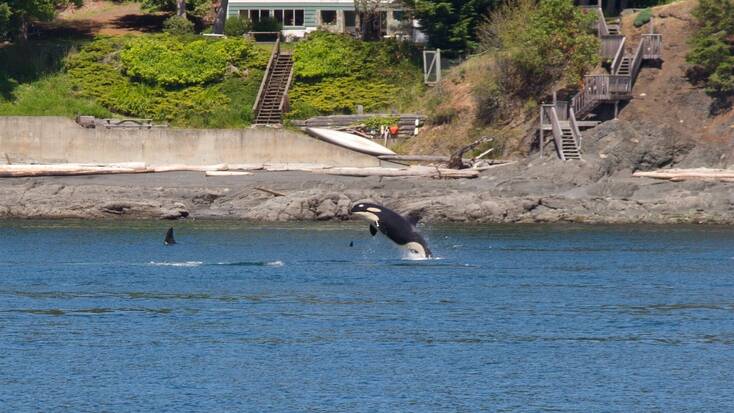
top-left (164, 227), bottom-right (176, 245)
top-left (369, 224), bottom-right (378, 236)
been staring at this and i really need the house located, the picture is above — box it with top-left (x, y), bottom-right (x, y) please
top-left (226, 0), bottom-right (426, 42)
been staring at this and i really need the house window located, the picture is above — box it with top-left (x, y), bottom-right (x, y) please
top-left (393, 10), bottom-right (406, 21)
top-left (295, 9), bottom-right (304, 26)
top-left (280, 9), bottom-right (304, 27)
top-left (321, 10), bottom-right (337, 25)
top-left (344, 11), bottom-right (356, 27)
top-left (260, 9), bottom-right (270, 18)
top-left (249, 9), bottom-right (259, 23)
top-left (239, 10), bottom-right (248, 19)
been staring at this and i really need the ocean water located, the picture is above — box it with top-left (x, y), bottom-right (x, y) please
top-left (0, 221), bottom-right (733, 412)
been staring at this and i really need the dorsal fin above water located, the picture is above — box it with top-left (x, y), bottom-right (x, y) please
top-left (164, 227), bottom-right (176, 245)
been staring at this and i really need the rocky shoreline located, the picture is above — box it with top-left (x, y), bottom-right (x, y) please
top-left (1, 120), bottom-right (732, 224)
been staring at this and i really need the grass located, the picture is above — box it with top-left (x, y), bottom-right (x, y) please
top-left (0, 74), bottom-right (112, 118)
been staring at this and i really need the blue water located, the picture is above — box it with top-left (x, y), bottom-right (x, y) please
top-left (1, 221), bottom-right (733, 412)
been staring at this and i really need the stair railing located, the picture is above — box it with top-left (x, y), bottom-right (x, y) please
top-left (595, 7), bottom-right (609, 37)
top-left (544, 105), bottom-right (567, 161)
top-left (601, 35), bottom-right (625, 60)
top-left (610, 36), bottom-right (626, 74)
top-left (278, 57), bottom-right (295, 115)
top-left (629, 40), bottom-right (645, 87)
top-left (252, 37), bottom-right (281, 116)
top-left (569, 107), bottom-right (583, 149)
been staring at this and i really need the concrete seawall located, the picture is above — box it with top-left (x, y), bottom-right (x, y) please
top-left (0, 116), bottom-right (385, 167)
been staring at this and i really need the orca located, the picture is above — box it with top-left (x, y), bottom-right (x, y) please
top-left (164, 227), bottom-right (176, 245)
top-left (350, 202), bottom-right (432, 258)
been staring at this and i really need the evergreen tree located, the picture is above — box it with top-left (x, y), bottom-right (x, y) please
top-left (686, 0), bottom-right (734, 108)
top-left (0, 0), bottom-right (78, 40)
top-left (402, 0), bottom-right (497, 54)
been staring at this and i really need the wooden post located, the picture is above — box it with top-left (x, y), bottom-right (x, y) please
top-left (614, 101), bottom-right (619, 119)
top-left (649, 16), bottom-right (654, 34)
top-left (422, 50), bottom-right (427, 83)
top-left (539, 105), bottom-right (544, 159)
top-left (436, 48), bottom-right (442, 83)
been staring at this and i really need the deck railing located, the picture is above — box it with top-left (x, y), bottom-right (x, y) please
top-left (642, 33), bottom-right (662, 60)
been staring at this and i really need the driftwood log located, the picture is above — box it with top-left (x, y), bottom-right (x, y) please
top-left (633, 168), bottom-right (734, 182)
top-left (254, 187), bottom-right (287, 197)
top-left (317, 166), bottom-right (479, 179)
top-left (448, 137), bottom-right (495, 169)
top-left (0, 163), bottom-right (150, 177)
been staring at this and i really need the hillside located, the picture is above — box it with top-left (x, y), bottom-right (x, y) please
top-left (586, 0), bottom-right (734, 170)
top-left (403, 0), bottom-right (734, 166)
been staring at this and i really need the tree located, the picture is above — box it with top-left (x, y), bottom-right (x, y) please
top-left (139, 0), bottom-right (211, 18)
top-left (213, 0), bottom-right (228, 34)
top-left (354, 0), bottom-right (382, 41)
top-left (0, 0), bottom-right (76, 40)
top-left (686, 0), bottom-right (734, 109)
top-left (402, 0), bottom-right (496, 54)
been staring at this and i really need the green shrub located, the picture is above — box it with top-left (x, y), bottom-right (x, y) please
top-left (224, 16), bottom-right (251, 36)
top-left (634, 8), bottom-right (652, 28)
top-left (477, 0), bottom-right (599, 97)
top-left (163, 15), bottom-right (195, 36)
top-left (63, 35), bottom-right (267, 127)
top-left (119, 35), bottom-right (266, 86)
top-left (252, 16), bottom-right (282, 32)
top-left (0, 74), bottom-right (112, 118)
top-left (362, 116), bottom-right (400, 130)
top-left (288, 31), bottom-right (422, 118)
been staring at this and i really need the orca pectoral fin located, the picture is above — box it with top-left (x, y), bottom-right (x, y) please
top-left (404, 211), bottom-right (423, 227)
top-left (369, 224), bottom-right (378, 236)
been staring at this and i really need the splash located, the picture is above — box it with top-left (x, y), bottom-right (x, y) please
top-left (266, 260), bottom-right (285, 267)
top-left (148, 261), bottom-right (203, 267)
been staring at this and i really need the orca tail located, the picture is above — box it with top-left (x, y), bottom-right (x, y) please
top-left (164, 227), bottom-right (176, 245)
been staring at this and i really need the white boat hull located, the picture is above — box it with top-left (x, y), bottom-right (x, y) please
top-left (304, 127), bottom-right (396, 157)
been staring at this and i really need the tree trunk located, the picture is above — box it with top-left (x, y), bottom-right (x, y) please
top-left (360, 11), bottom-right (380, 41)
top-left (176, 0), bottom-right (186, 17)
top-left (213, 0), bottom-right (228, 34)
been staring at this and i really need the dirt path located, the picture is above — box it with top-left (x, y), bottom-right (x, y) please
top-left (38, 0), bottom-right (168, 37)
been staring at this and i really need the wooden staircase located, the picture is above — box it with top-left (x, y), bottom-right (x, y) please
top-left (539, 2), bottom-right (662, 161)
top-left (253, 39), bottom-right (294, 125)
top-left (615, 55), bottom-right (632, 76)
top-left (560, 127), bottom-right (581, 160)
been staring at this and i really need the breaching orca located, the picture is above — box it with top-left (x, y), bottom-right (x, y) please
top-left (351, 202), bottom-right (432, 258)
top-left (164, 227), bottom-right (176, 245)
